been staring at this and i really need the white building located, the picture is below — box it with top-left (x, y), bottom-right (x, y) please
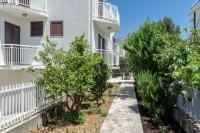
top-left (190, 0), bottom-right (200, 29)
top-left (0, 0), bottom-right (120, 131)
top-left (0, 0), bottom-right (120, 83)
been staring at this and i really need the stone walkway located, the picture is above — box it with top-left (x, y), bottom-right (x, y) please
top-left (100, 83), bottom-right (144, 133)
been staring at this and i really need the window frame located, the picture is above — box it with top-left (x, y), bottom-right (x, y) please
top-left (50, 21), bottom-right (63, 37)
top-left (98, 34), bottom-right (106, 50)
top-left (30, 21), bottom-right (43, 37)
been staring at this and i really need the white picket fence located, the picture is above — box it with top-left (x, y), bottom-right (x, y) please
top-left (0, 82), bottom-right (65, 131)
top-left (177, 88), bottom-right (200, 123)
top-left (0, 0), bottom-right (47, 13)
top-left (93, 1), bottom-right (120, 23)
top-left (0, 44), bottom-right (40, 66)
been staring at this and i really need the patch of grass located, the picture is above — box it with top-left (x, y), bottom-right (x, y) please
top-left (33, 84), bottom-right (120, 133)
top-left (159, 125), bottom-right (167, 133)
top-left (59, 112), bottom-right (85, 126)
top-left (100, 112), bottom-right (108, 117)
top-left (87, 107), bottom-right (102, 115)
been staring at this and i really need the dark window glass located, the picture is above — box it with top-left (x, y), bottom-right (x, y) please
top-left (98, 34), bottom-right (106, 49)
top-left (31, 21), bottom-right (43, 37)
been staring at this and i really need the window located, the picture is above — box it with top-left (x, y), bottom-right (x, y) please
top-left (98, 34), bottom-right (106, 49)
top-left (31, 21), bottom-right (43, 37)
top-left (50, 21), bottom-right (63, 36)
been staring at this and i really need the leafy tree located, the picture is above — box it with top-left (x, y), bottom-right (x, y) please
top-left (28, 35), bottom-right (102, 113)
top-left (119, 56), bottom-right (131, 73)
top-left (123, 20), bottom-right (165, 73)
top-left (157, 17), bottom-right (180, 35)
top-left (123, 18), bottom-right (184, 124)
top-left (172, 37), bottom-right (200, 90)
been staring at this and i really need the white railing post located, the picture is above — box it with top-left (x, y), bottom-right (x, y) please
top-left (15, 0), bottom-right (19, 5)
top-left (0, 87), bottom-right (2, 117)
top-left (10, 45), bottom-right (13, 65)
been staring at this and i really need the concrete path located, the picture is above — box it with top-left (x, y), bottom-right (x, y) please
top-left (107, 77), bottom-right (135, 84)
top-left (100, 83), bottom-right (144, 133)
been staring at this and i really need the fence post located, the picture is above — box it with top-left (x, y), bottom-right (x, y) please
top-left (0, 88), bottom-right (2, 117)
top-left (21, 83), bottom-right (25, 117)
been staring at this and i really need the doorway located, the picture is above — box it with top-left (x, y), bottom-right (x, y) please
top-left (5, 22), bottom-right (20, 64)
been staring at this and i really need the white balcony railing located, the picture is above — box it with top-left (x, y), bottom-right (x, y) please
top-left (0, 82), bottom-right (65, 131)
top-left (95, 49), bottom-right (119, 67)
top-left (0, 44), bottom-right (40, 66)
top-left (113, 44), bottom-right (119, 54)
top-left (96, 49), bottom-right (113, 66)
top-left (0, 0), bottom-right (47, 13)
top-left (93, 1), bottom-right (120, 23)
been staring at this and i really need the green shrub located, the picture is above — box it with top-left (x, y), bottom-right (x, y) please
top-left (136, 71), bottom-right (177, 124)
top-left (90, 59), bottom-right (111, 105)
top-left (28, 35), bottom-right (102, 113)
top-left (123, 18), bottom-right (184, 124)
top-left (159, 125), bottom-right (167, 133)
top-left (59, 112), bottom-right (85, 126)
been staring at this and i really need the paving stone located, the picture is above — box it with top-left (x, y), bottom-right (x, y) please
top-left (100, 83), bottom-right (144, 133)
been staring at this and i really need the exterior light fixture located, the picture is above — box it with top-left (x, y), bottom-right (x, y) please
top-left (22, 13), bottom-right (28, 17)
top-left (108, 27), bottom-right (111, 30)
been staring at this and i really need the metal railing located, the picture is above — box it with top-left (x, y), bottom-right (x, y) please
top-left (177, 88), bottom-right (200, 123)
top-left (0, 44), bottom-right (40, 66)
top-left (0, 0), bottom-right (47, 13)
top-left (0, 82), bottom-right (65, 131)
top-left (93, 1), bottom-right (120, 24)
top-left (95, 49), bottom-right (119, 67)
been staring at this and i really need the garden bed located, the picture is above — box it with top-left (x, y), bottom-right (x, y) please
top-left (31, 84), bottom-right (119, 133)
top-left (135, 89), bottom-right (186, 133)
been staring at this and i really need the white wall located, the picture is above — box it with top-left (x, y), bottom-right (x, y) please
top-left (0, 0), bottom-right (91, 50)
top-left (46, 0), bottom-right (90, 49)
top-left (92, 21), bottom-right (111, 51)
top-left (0, 0), bottom-right (119, 84)
top-left (0, 70), bottom-right (34, 84)
top-left (0, 11), bottom-right (21, 44)
top-left (0, 0), bottom-right (92, 84)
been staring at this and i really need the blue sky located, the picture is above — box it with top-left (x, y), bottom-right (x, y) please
top-left (108, 0), bottom-right (196, 38)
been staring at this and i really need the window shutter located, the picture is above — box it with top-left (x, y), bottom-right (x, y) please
top-left (50, 21), bottom-right (63, 36)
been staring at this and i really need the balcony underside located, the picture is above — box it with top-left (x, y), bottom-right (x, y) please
top-left (0, 4), bottom-right (47, 19)
top-left (93, 18), bottom-right (120, 33)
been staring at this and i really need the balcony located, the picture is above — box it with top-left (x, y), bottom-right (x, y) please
top-left (93, 1), bottom-right (120, 32)
top-left (0, 0), bottom-right (47, 18)
top-left (0, 44), bottom-right (41, 68)
top-left (95, 49), bottom-right (119, 68)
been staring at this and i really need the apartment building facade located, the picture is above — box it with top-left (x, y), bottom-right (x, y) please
top-left (0, 0), bottom-right (120, 131)
top-left (0, 0), bottom-right (120, 83)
